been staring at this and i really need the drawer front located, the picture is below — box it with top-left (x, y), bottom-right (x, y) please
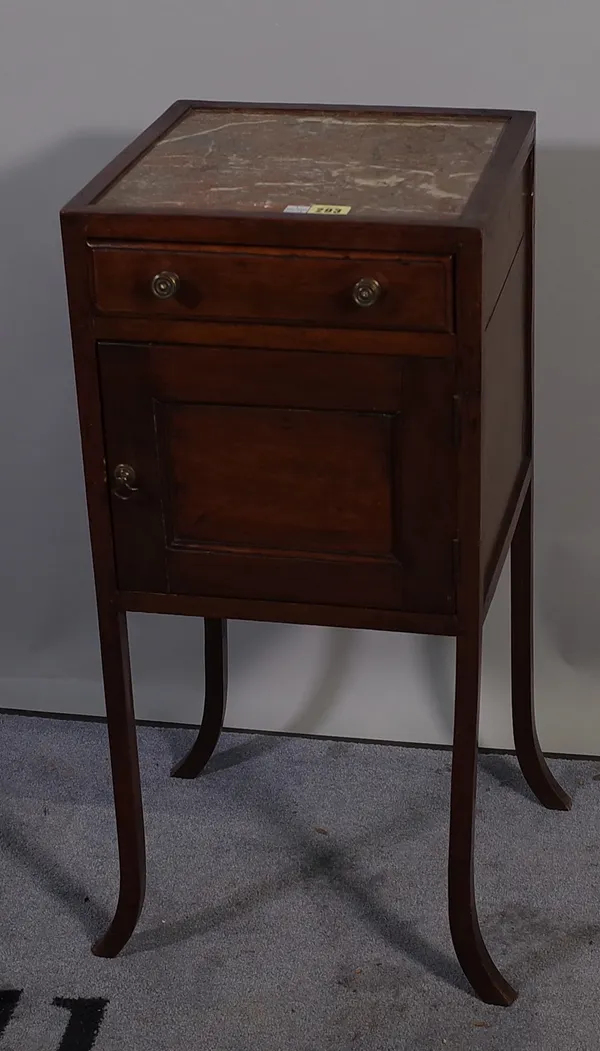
top-left (92, 245), bottom-right (454, 332)
top-left (99, 342), bottom-right (457, 613)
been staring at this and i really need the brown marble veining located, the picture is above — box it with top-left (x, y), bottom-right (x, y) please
top-left (99, 109), bottom-right (506, 217)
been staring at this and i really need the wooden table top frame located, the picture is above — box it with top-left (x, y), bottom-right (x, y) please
top-left (60, 100), bottom-right (571, 1006)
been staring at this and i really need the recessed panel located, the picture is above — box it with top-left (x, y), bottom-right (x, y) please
top-left (161, 404), bottom-right (393, 558)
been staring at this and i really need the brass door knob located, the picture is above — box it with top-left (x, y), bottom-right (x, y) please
top-left (112, 464), bottom-right (139, 500)
top-left (151, 271), bottom-right (180, 299)
top-left (352, 277), bottom-right (382, 308)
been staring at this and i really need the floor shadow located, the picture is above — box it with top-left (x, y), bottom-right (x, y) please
top-left (487, 902), bottom-right (600, 986)
top-left (515, 919), bottom-right (600, 982)
top-left (132, 757), bottom-right (465, 994)
top-left (124, 868), bottom-right (300, 955)
top-left (164, 726), bottom-right (278, 775)
top-left (0, 807), bottom-right (109, 938)
top-left (478, 754), bottom-right (535, 803)
top-left (299, 835), bottom-right (471, 997)
top-left (129, 830), bottom-right (465, 995)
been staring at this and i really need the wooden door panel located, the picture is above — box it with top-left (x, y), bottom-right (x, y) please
top-left (142, 342), bottom-right (403, 412)
top-left (161, 404), bottom-right (393, 556)
top-left (99, 341), bottom-right (455, 612)
top-left (100, 355), bottom-right (168, 593)
top-left (167, 547), bottom-right (403, 608)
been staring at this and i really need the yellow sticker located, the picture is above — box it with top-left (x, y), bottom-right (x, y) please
top-left (307, 204), bottom-right (351, 215)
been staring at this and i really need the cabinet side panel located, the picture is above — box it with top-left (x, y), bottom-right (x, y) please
top-left (482, 160), bottom-right (528, 326)
top-left (481, 242), bottom-right (527, 582)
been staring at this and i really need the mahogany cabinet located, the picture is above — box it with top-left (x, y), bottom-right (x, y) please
top-left (61, 101), bottom-right (570, 1005)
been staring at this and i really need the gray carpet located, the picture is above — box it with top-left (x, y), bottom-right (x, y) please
top-left (1, 712), bottom-right (600, 1050)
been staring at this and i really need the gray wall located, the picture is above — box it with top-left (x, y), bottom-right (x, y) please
top-left (1, 0), bottom-right (599, 752)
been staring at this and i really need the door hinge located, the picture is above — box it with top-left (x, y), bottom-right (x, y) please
top-left (452, 394), bottom-right (462, 447)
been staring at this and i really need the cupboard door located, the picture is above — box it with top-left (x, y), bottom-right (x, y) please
top-left (99, 342), bottom-right (456, 612)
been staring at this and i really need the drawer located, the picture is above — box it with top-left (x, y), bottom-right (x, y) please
top-left (91, 244), bottom-right (454, 332)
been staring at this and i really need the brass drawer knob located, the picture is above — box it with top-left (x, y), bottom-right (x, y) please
top-left (112, 464), bottom-right (139, 500)
top-left (352, 277), bottom-right (382, 308)
top-left (151, 271), bottom-right (180, 299)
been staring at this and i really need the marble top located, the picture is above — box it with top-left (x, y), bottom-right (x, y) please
top-left (99, 108), bottom-right (506, 218)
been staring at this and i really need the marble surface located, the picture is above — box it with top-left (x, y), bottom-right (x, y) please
top-left (99, 108), bottom-right (506, 217)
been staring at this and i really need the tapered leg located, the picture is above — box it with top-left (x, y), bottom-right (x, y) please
top-left (449, 626), bottom-right (517, 1005)
top-left (92, 609), bottom-right (146, 957)
top-left (511, 484), bottom-right (571, 811)
top-left (171, 619), bottom-right (228, 779)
